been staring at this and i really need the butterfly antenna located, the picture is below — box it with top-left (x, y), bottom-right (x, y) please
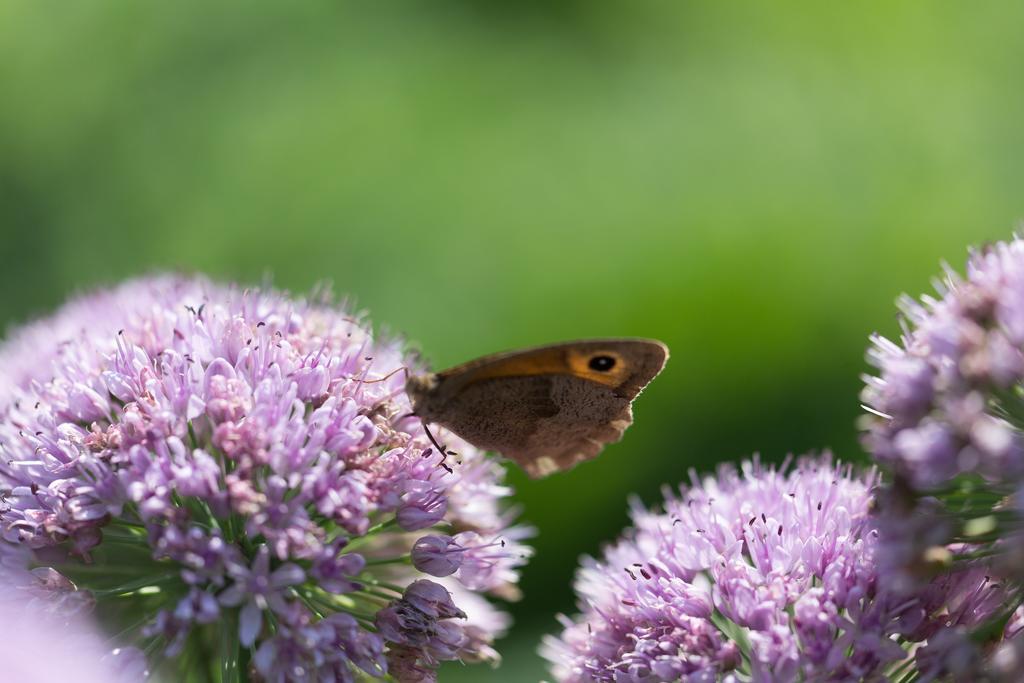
top-left (347, 365), bottom-right (408, 384)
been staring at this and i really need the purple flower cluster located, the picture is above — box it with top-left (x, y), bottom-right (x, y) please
top-left (860, 236), bottom-right (1024, 676)
top-left (541, 455), bottom-right (1010, 682)
top-left (862, 238), bottom-right (1024, 487)
top-left (0, 275), bottom-right (531, 681)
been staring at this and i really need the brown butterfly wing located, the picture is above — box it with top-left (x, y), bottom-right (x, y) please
top-left (510, 374), bottom-right (636, 477)
top-left (415, 339), bottom-right (667, 477)
top-left (421, 375), bottom-right (560, 457)
top-left (425, 374), bottom-right (634, 478)
top-left (435, 339), bottom-right (668, 402)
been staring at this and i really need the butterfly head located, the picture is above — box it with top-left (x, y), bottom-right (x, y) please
top-left (405, 372), bottom-right (439, 416)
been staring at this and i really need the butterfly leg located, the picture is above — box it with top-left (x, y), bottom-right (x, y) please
top-left (420, 420), bottom-right (456, 473)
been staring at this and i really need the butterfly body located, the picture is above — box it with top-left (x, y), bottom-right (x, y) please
top-left (406, 339), bottom-right (668, 478)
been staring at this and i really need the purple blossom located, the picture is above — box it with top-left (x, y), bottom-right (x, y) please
top-left (862, 238), bottom-right (1024, 486)
top-left (397, 479), bottom-right (449, 531)
top-left (907, 568), bottom-right (1013, 681)
top-left (252, 604), bottom-right (387, 683)
top-left (412, 535), bottom-right (463, 577)
top-left (862, 236), bottom-right (1024, 675)
top-left (386, 645), bottom-right (439, 683)
top-left (541, 455), bottom-right (1002, 682)
top-left (310, 539), bottom-right (366, 594)
top-left (0, 582), bottom-right (146, 683)
top-left (219, 545), bottom-right (304, 646)
top-left (0, 275), bottom-right (531, 681)
top-left (412, 529), bottom-right (533, 592)
top-left (989, 608), bottom-right (1024, 682)
top-left (376, 580), bottom-right (469, 673)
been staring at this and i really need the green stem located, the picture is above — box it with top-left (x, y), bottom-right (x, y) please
top-left (295, 591), bottom-right (325, 619)
top-left (110, 516), bottom-right (147, 530)
top-left (238, 646), bottom-right (251, 680)
top-left (93, 573), bottom-right (178, 597)
top-left (359, 577), bottom-right (406, 594)
top-left (108, 611), bottom-right (158, 646)
top-left (143, 635), bottom-right (166, 659)
top-left (362, 587), bottom-right (400, 602)
top-left (364, 555), bottom-right (411, 566)
top-left (54, 562), bottom-right (152, 576)
top-left (344, 517), bottom-right (402, 550)
top-left (221, 608), bottom-right (241, 683)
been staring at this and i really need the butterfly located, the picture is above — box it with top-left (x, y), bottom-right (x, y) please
top-left (406, 339), bottom-right (668, 478)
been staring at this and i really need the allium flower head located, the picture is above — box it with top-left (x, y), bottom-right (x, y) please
top-left (0, 275), bottom-right (531, 681)
top-left (542, 454), bottom-right (1001, 683)
top-left (862, 235), bottom-right (1024, 676)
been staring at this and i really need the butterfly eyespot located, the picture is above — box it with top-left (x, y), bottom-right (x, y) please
top-left (588, 355), bottom-right (616, 372)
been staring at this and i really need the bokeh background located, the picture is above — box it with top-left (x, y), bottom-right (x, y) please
top-left (2, 2), bottom-right (1024, 680)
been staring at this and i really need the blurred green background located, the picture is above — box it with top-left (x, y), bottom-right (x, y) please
top-left (2, 2), bottom-right (1023, 680)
